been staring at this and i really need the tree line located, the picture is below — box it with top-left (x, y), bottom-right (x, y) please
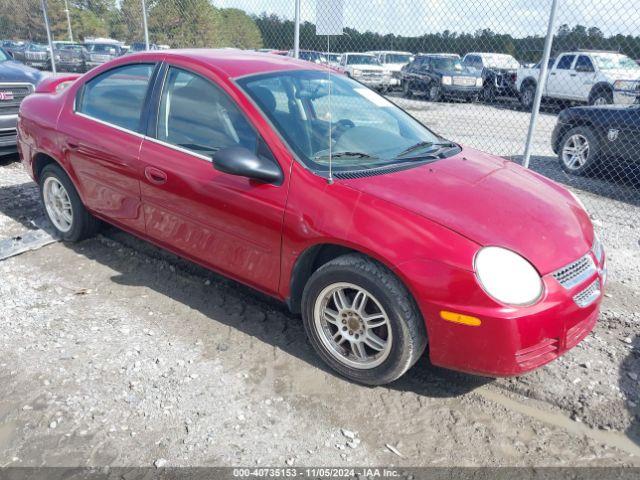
top-left (0, 0), bottom-right (262, 49)
top-left (2, 2), bottom-right (640, 64)
top-left (255, 13), bottom-right (640, 63)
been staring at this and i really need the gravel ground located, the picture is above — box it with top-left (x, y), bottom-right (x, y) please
top-left (0, 97), bottom-right (639, 467)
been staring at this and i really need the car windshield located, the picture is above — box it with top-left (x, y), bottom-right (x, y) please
top-left (300, 51), bottom-right (327, 63)
top-left (61, 45), bottom-right (83, 52)
top-left (385, 54), bottom-right (412, 64)
top-left (238, 70), bottom-right (455, 173)
top-left (592, 53), bottom-right (638, 70)
top-left (347, 55), bottom-right (379, 65)
top-left (482, 54), bottom-right (520, 69)
top-left (30, 44), bottom-right (48, 51)
top-left (432, 58), bottom-right (463, 71)
top-left (88, 44), bottom-right (118, 54)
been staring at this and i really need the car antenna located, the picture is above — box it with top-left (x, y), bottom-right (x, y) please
top-left (327, 34), bottom-right (334, 185)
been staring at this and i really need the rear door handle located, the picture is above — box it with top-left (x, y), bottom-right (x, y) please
top-left (144, 166), bottom-right (167, 185)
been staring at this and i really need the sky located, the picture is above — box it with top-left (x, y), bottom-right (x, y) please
top-left (214, 0), bottom-right (640, 38)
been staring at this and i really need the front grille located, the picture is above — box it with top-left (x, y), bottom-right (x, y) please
top-left (0, 83), bottom-right (34, 116)
top-left (453, 76), bottom-right (476, 86)
top-left (573, 279), bottom-right (601, 308)
top-left (552, 253), bottom-right (596, 289)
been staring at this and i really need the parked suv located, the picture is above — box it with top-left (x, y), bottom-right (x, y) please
top-left (368, 51), bottom-right (413, 90)
top-left (0, 47), bottom-right (44, 155)
top-left (401, 54), bottom-right (482, 101)
top-left (462, 52), bottom-right (520, 102)
top-left (23, 42), bottom-right (52, 70)
top-left (85, 42), bottom-right (124, 69)
top-left (54, 43), bottom-right (90, 73)
top-left (340, 53), bottom-right (390, 90)
top-left (517, 51), bottom-right (640, 109)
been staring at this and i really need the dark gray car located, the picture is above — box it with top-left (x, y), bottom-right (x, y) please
top-left (0, 48), bottom-right (45, 155)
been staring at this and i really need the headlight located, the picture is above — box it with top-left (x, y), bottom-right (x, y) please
top-left (352, 69), bottom-right (362, 76)
top-left (613, 79), bottom-right (639, 92)
top-left (442, 75), bottom-right (452, 85)
top-left (474, 247), bottom-right (543, 306)
top-left (475, 77), bottom-right (483, 87)
top-left (54, 54), bottom-right (60, 61)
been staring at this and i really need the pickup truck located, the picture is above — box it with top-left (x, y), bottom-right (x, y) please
top-left (517, 50), bottom-right (640, 109)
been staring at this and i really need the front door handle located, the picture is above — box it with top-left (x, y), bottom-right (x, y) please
top-left (144, 166), bottom-right (167, 185)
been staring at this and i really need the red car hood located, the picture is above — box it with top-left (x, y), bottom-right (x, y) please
top-left (342, 148), bottom-right (594, 274)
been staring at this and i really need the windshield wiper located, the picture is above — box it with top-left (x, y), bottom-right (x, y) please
top-left (314, 151), bottom-right (378, 160)
top-left (395, 141), bottom-right (458, 159)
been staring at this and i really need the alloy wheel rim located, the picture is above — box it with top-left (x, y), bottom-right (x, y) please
top-left (562, 134), bottom-right (590, 170)
top-left (43, 177), bottom-right (73, 233)
top-left (523, 89), bottom-right (533, 106)
top-left (313, 282), bottom-right (392, 370)
top-left (593, 96), bottom-right (609, 106)
top-left (430, 85), bottom-right (439, 99)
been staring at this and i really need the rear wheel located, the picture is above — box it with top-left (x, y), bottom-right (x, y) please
top-left (559, 126), bottom-right (600, 176)
top-left (301, 254), bottom-right (427, 385)
top-left (40, 163), bottom-right (100, 242)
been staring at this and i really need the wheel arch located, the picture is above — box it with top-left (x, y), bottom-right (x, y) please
top-left (286, 242), bottom-right (420, 316)
top-left (520, 76), bottom-right (537, 92)
top-left (588, 82), bottom-right (613, 102)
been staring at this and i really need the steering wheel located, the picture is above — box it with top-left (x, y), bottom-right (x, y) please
top-left (330, 119), bottom-right (355, 141)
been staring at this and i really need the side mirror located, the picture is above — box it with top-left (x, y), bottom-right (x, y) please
top-left (213, 146), bottom-right (283, 184)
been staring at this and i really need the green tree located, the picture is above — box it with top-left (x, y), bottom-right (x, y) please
top-left (219, 8), bottom-right (262, 49)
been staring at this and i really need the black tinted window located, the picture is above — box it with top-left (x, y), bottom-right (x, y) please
top-left (575, 55), bottom-right (594, 71)
top-left (78, 63), bottom-right (154, 132)
top-left (556, 55), bottom-right (575, 70)
top-left (156, 67), bottom-right (257, 158)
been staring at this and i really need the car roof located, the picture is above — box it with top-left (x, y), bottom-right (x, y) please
top-left (126, 49), bottom-right (327, 78)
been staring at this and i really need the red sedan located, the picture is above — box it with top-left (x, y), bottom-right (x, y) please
top-left (17, 50), bottom-right (606, 385)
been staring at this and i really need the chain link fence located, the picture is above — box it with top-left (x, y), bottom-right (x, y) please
top-left (2, 0), bottom-right (639, 242)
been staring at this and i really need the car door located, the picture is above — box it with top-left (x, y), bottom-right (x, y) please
top-left (138, 64), bottom-right (289, 295)
top-left (565, 55), bottom-right (598, 101)
top-left (59, 62), bottom-right (157, 233)
top-left (547, 54), bottom-right (575, 98)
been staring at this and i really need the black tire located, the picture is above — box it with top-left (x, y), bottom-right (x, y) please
top-left (589, 88), bottom-right (613, 106)
top-left (402, 80), bottom-right (413, 98)
top-left (558, 125), bottom-right (601, 176)
top-left (428, 83), bottom-right (441, 102)
top-left (39, 163), bottom-right (101, 242)
top-left (301, 253), bottom-right (427, 386)
top-left (520, 83), bottom-right (536, 110)
top-left (482, 85), bottom-right (496, 104)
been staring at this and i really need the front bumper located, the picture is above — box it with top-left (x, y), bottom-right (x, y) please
top-left (0, 114), bottom-right (18, 155)
top-left (442, 85), bottom-right (482, 98)
top-left (400, 250), bottom-right (606, 377)
top-left (613, 89), bottom-right (640, 105)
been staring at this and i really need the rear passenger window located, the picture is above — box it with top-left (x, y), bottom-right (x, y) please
top-left (556, 55), bottom-right (575, 70)
top-left (77, 63), bottom-right (154, 132)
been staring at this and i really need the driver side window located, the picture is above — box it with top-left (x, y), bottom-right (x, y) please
top-left (156, 67), bottom-right (257, 158)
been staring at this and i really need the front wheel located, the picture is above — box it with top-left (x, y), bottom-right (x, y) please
top-left (40, 163), bottom-right (101, 242)
top-left (590, 89), bottom-right (613, 106)
top-left (301, 254), bottom-right (427, 385)
top-left (428, 83), bottom-right (441, 102)
top-left (520, 84), bottom-right (536, 110)
top-left (402, 80), bottom-right (413, 98)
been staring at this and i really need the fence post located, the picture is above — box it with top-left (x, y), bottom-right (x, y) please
top-left (63, 0), bottom-right (73, 42)
top-left (522, 0), bottom-right (559, 168)
top-left (294, 0), bottom-right (301, 58)
top-left (40, 0), bottom-right (56, 75)
top-left (141, 0), bottom-right (150, 50)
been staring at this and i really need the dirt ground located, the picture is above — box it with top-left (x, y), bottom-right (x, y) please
top-left (1, 98), bottom-right (639, 467)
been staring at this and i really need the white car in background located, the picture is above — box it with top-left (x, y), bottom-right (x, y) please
top-left (339, 52), bottom-right (390, 91)
top-left (517, 50), bottom-right (640, 108)
top-left (368, 50), bottom-right (414, 89)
